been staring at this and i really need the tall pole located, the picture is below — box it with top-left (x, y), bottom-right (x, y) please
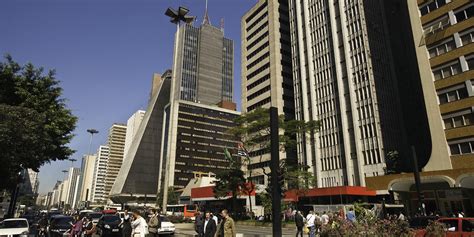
top-left (270, 107), bottom-right (282, 237)
top-left (411, 146), bottom-right (425, 216)
top-left (87, 129), bottom-right (99, 155)
top-left (163, 6), bottom-right (195, 215)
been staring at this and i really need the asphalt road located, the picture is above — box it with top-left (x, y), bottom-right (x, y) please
top-left (174, 223), bottom-right (297, 237)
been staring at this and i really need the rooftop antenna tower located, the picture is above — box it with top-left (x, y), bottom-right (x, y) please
top-left (220, 18), bottom-right (224, 33)
top-left (202, 0), bottom-right (211, 25)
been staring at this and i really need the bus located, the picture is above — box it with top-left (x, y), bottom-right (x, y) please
top-left (166, 204), bottom-right (197, 218)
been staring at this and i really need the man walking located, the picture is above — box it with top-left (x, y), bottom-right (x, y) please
top-left (295, 211), bottom-right (304, 237)
top-left (202, 212), bottom-right (216, 237)
top-left (147, 208), bottom-right (161, 237)
top-left (216, 209), bottom-right (236, 237)
top-left (194, 211), bottom-right (204, 237)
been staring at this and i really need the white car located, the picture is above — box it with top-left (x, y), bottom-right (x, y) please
top-left (0, 218), bottom-right (30, 237)
top-left (157, 216), bottom-right (175, 235)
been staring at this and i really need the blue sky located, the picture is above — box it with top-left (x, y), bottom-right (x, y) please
top-left (0, 0), bottom-right (255, 194)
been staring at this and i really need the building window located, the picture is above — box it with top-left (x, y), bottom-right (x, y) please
top-left (454, 5), bottom-right (474, 24)
top-left (467, 56), bottom-right (474, 70)
top-left (449, 140), bottom-right (474, 155)
top-left (419, 0), bottom-right (447, 16)
top-left (460, 28), bottom-right (474, 46)
top-left (438, 85), bottom-right (469, 104)
top-left (423, 16), bottom-right (450, 36)
top-left (428, 37), bottom-right (456, 58)
top-left (432, 60), bottom-right (462, 80)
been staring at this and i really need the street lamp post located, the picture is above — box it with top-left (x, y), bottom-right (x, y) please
top-left (162, 5), bottom-right (195, 215)
top-left (86, 129), bottom-right (99, 155)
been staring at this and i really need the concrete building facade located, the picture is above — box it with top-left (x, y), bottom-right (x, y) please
top-left (78, 154), bottom-right (97, 204)
top-left (65, 167), bottom-right (80, 208)
top-left (91, 145), bottom-right (109, 204)
top-left (241, 0), bottom-right (296, 186)
top-left (124, 110), bottom-right (145, 157)
top-left (104, 124), bottom-right (127, 200)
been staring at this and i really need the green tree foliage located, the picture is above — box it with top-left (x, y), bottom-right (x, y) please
top-left (157, 186), bottom-right (179, 207)
top-left (0, 55), bottom-right (77, 189)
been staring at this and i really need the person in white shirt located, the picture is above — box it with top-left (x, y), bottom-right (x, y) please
top-left (321, 212), bottom-right (329, 226)
top-left (131, 210), bottom-right (148, 237)
top-left (306, 211), bottom-right (316, 237)
top-left (202, 212), bottom-right (217, 237)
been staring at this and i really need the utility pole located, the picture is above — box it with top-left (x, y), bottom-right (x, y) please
top-left (87, 129), bottom-right (99, 155)
top-left (270, 107), bottom-right (282, 237)
top-left (163, 5), bottom-right (195, 215)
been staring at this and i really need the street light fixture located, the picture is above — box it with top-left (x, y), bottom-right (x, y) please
top-left (86, 129), bottom-right (99, 155)
top-left (162, 5), bottom-right (195, 215)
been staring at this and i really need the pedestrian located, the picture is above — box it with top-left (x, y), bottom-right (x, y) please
top-left (194, 211), bottom-right (204, 237)
top-left (211, 212), bottom-right (219, 225)
top-left (147, 208), bottom-right (161, 237)
top-left (295, 211), bottom-right (304, 237)
top-left (398, 212), bottom-right (406, 221)
top-left (71, 215), bottom-right (83, 237)
top-left (306, 211), bottom-right (316, 237)
top-left (215, 209), bottom-right (236, 237)
top-left (83, 217), bottom-right (96, 237)
top-left (321, 211), bottom-right (329, 226)
top-left (346, 208), bottom-right (356, 223)
top-left (202, 212), bottom-right (216, 237)
top-left (121, 210), bottom-right (132, 237)
top-left (131, 209), bottom-right (149, 237)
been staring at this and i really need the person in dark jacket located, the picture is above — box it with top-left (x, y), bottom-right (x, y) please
top-left (194, 211), bottom-right (204, 237)
top-left (121, 210), bottom-right (132, 237)
top-left (201, 212), bottom-right (216, 237)
top-left (295, 211), bottom-right (305, 237)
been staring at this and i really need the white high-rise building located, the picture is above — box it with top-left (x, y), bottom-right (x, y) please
top-left (104, 124), bottom-right (127, 200)
top-left (92, 145), bottom-right (109, 204)
top-left (65, 167), bottom-right (80, 208)
top-left (124, 110), bottom-right (145, 158)
top-left (78, 154), bottom-right (97, 204)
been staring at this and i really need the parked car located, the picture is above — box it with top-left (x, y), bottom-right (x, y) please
top-left (47, 215), bottom-right (74, 237)
top-left (96, 215), bottom-right (121, 237)
top-left (157, 216), bottom-right (175, 236)
top-left (0, 218), bottom-right (30, 237)
top-left (86, 212), bottom-right (103, 225)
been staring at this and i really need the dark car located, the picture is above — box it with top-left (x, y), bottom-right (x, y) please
top-left (86, 212), bottom-right (103, 225)
top-left (96, 215), bottom-right (121, 237)
top-left (47, 215), bottom-right (74, 237)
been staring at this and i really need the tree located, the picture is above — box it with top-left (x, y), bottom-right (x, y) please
top-left (385, 151), bottom-right (400, 174)
top-left (213, 148), bottom-right (247, 213)
top-left (0, 55), bottom-right (77, 190)
top-left (226, 107), bottom-right (320, 211)
top-left (157, 186), bottom-right (179, 208)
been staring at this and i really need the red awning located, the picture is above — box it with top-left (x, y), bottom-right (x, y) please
top-left (285, 186), bottom-right (376, 201)
top-left (191, 184), bottom-right (256, 199)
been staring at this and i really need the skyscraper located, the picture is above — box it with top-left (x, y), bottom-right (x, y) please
top-left (241, 0), bottom-right (295, 185)
top-left (124, 110), bottom-right (145, 157)
top-left (104, 124), bottom-right (127, 200)
top-left (286, 0), bottom-right (442, 187)
top-left (78, 154), bottom-right (97, 205)
top-left (416, 0), bottom-right (474, 165)
top-left (65, 167), bottom-right (80, 208)
top-left (172, 16), bottom-right (233, 105)
top-left (91, 145), bottom-right (109, 204)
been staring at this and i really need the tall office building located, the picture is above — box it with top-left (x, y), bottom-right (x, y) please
top-left (91, 145), bottom-right (109, 204)
top-left (19, 169), bottom-right (39, 196)
top-left (241, 0), bottom-right (296, 185)
top-left (124, 110), bottom-right (145, 157)
top-left (285, 0), bottom-right (453, 187)
top-left (172, 15), bottom-right (233, 105)
top-left (104, 124), bottom-right (127, 200)
top-left (416, 0), bottom-right (474, 165)
top-left (78, 154), bottom-right (97, 204)
top-left (65, 167), bottom-right (80, 208)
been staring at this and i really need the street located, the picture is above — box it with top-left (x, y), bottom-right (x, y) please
top-left (174, 223), bottom-right (297, 237)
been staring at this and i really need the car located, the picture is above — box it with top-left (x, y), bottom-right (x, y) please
top-left (47, 215), bottom-right (74, 237)
top-left (96, 215), bottom-right (122, 237)
top-left (79, 210), bottom-right (94, 219)
top-left (86, 212), bottom-right (103, 225)
top-left (157, 216), bottom-right (175, 236)
top-left (0, 218), bottom-right (30, 237)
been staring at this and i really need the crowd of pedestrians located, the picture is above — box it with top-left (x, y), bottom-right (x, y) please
top-left (194, 209), bottom-right (236, 237)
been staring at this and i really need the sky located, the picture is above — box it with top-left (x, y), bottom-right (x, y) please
top-left (0, 0), bottom-right (256, 194)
